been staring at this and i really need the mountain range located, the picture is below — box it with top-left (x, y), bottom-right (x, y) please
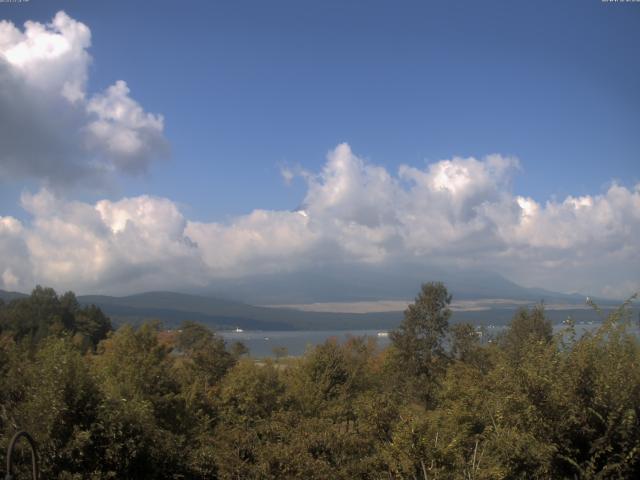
top-left (198, 263), bottom-right (591, 305)
top-left (1, 269), bottom-right (621, 331)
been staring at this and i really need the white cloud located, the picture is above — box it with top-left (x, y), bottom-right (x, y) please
top-left (279, 166), bottom-right (295, 185)
top-left (86, 80), bottom-right (166, 173)
top-left (0, 144), bottom-right (638, 298)
top-left (304, 143), bottom-right (399, 228)
top-left (0, 215), bottom-right (32, 291)
top-left (0, 11), bottom-right (91, 102)
top-left (0, 11), bottom-right (167, 187)
top-left (7, 190), bottom-right (204, 293)
top-left (187, 209), bottom-right (318, 275)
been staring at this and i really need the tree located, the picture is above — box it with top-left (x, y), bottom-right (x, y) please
top-left (450, 323), bottom-right (478, 361)
top-left (75, 304), bottom-right (112, 348)
top-left (389, 282), bottom-right (452, 406)
top-left (213, 360), bottom-right (286, 479)
top-left (176, 320), bottom-right (236, 386)
top-left (0, 337), bottom-right (104, 478)
top-left (91, 322), bottom-right (188, 478)
top-left (0, 287), bottom-right (112, 348)
top-left (499, 304), bottom-right (552, 362)
top-left (0, 286), bottom-right (65, 342)
top-left (230, 340), bottom-right (249, 359)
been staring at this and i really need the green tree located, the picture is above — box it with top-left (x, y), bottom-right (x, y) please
top-left (0, 287), bottom-right (111, 348)
top-left (176, 320), bottom-right (236, 387)
top-left (91, 322), bottom-right (189, 478)
top-left (0, 337), bottom-right (104, 478)
top-left (212, 359), bottom-right (286, 479)
top-left (499, 304), bottom-right (552, 362)
top-left (389, 282), bottom-right (452, 405)
top-left (74, 304), bottom-right (112, 348)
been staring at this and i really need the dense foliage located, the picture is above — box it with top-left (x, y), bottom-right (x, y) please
top-left (1, 284), bottom-right (639, 479)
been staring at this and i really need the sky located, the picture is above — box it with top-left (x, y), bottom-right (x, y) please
top-left (0, 0), bottom-right (638, 299)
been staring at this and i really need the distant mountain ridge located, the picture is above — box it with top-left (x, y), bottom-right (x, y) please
top-left (199, 264), bottom-right (591, 305)
top-left (0, 289), bottom-right (27, 302)
top-left (1, 282), bottom-right (619, 332)
top-left (1, 267), bottom-right (622, 331)
top-left (77, 291), bottom-right (401, 331)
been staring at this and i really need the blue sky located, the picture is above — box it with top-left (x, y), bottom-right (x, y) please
top-left (0, 1), bottom-right (638, 297)
top-left (2, 0), bottom-right (638, 221)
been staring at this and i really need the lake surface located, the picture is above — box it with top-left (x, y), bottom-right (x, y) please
top-left (220, 322), bottom-right (639, 357)
top-left (221, 329), bottom-right (391, 357)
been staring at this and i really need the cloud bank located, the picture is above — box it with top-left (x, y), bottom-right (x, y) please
top-left (0, 11), bottom-right (167, 187)
top-left (0, 12), bottom-right (636, 300)
top-left (1, 143), bottom-right (638, 298)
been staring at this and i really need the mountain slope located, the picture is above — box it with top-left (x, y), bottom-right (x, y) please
top-left (78, 291), bottom-right (402, 330)
top-left (201, 264), bottom-right (590, 305)
top-left (2, 265), bottom-right (619, 332)
top-left (0, 289), bottom-right (27, 302)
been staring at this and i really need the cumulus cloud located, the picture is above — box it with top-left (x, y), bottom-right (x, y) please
top-left (0, 143), bottom-right (638, 298)
top-left (85, 80), bottom-right (166, 174)
top-left (0, 11), bottom-right (167, 187)
top-left (5, 190), bottom-right (204, 293)
top-left (0, 215), bottom-right (30, 290)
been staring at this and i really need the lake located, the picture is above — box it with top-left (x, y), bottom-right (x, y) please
top-left (221, 329), bottom-right (391, 357)
top-left (220, 322), bottom-right (639, 357)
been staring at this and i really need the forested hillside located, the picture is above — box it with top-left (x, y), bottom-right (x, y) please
top-left (1, 284), bottom-right (639, 479)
